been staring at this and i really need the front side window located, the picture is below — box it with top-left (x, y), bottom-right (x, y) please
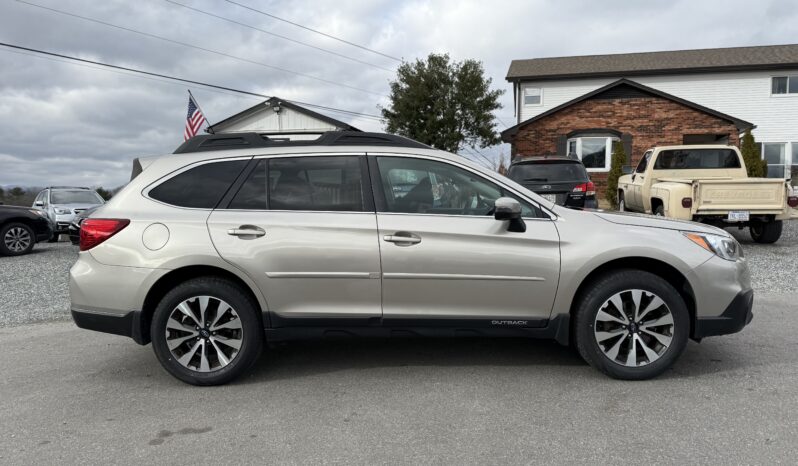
top-left (653, 149), bottom-right (741, 170)
top-left (762, 143), bottom-right (787, 179)
top-left (523, 87), bottom-right (542, 106)
top-left (149, 160), bottom-right (248, 208)
top-left (377, 156), bottom-right (541, 217)
top-left (229, 156), bottom-right (365, 211)
top-left (566, 137), bottom-right (616, 171)
top-left (635, 151), bottom-right (652, 173)
top-left (772, 76), bottom-right (798, 95)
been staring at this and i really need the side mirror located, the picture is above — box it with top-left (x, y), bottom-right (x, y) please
top-left (494, 197), bottom-right (526, 233)
top-left (622, 166), bottom-right (633, 175)
top-left (34, 201), bottom-right (44, 207)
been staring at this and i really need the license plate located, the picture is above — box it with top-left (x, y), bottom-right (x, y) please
top-left (542, 194), bottom-right (557, 203)
top-left (728, 211), bottom-right (749, 221)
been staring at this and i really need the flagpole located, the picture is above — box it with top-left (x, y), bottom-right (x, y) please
top-left (187, 89), bottom-right (214, 134)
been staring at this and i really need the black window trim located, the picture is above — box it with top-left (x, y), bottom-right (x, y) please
top-left (143, 156), bottom-right (254, 210)
top-left (218, 152), bottom-right (375, 213)
top-left (367, 152), bottom-right (555, 220)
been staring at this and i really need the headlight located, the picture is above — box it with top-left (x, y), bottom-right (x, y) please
top-left (54, 207), bottom-right (71, 215)
top-left (683, 232), bottom-right (741, 261)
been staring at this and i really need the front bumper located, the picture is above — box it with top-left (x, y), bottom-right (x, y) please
top-left (693, 289), bottom-right (754, 338)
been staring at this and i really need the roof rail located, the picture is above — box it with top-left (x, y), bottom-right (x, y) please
top-left (173, 131), bottom-right (431, 154)
top-left (45, 186), bottom-right (91, 190)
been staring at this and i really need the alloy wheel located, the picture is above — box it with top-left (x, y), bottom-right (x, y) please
top-left (593, 289), bottom-right (674, 367)
top-left (4, 227), bottom-right (32, 253)
top-left (165, 295), bottom-right (243, 372)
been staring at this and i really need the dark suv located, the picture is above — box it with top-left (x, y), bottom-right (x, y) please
top-left (507, 156), bottom-right (597, 209)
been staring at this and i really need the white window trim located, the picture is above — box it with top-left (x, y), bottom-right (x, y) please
top-left (761, 142), bottom-right (788, 179)
top-left (770, 75), bottom-right (798, 97)
top-left (522, 87), bottom-right (543, 107)
top-left (567, 137), bottom-right (616, 172)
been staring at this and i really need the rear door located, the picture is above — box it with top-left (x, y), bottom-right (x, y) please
top-left (207, 154), bottom-right (382, 325)
top-left (372, 154), bottom-right (560, 325)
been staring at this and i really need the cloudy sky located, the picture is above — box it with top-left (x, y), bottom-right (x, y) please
top-left (1, 0), bottom-right (796, 188)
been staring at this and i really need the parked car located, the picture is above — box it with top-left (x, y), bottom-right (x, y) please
top-left (71, 131), bottom-right (753, 385)
top-left (507, 156), bottom-right (597, 209)
top-left (32, 187), bottom-right (105, 241)
top-left (0, 205), bottom-right (52, 256)
top-left (67, 205), bottom-right (100, 245)
top-left (618, 145), bottom-right (798, 243)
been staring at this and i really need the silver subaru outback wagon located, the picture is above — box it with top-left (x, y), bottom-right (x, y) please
top-left (70, 132), bottom-right (753, 385)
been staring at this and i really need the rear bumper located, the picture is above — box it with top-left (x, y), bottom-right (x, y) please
top-left (693, 289), bottom-right (753, 338)
top-left (71, 308), bottom-right (148, 344)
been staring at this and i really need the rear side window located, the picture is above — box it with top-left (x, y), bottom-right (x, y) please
top-left (149, 160), bottom-right (247, 208)
top-left (229, 156), bottom-right (365, 211)
top-left (653, 149), bottom-right (741, 170)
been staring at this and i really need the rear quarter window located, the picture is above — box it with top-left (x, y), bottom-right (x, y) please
top-left (149, 160), bottom-right (248, 208)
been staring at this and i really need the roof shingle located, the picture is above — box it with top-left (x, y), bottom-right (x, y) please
top-left (507, 44), bottom-right (798, 81)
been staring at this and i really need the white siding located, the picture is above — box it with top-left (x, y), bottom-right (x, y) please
top-left (518, 69), bottom-right (798, 145)
top-left (215, 106), bottom-right (340, 133)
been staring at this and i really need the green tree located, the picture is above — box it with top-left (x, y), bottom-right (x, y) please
top-left (0, 186), bottom-right (5, 203)
top-left (381, 53), bottom-right (504, 153)
top-left (740, 129), bottom-right (767, 177)
top-left (9, 186), bottom-right (25, 198)
top-left (95, 187), bottom-right (113, 201)
top-left (606, 141), bottom-right (626, 209)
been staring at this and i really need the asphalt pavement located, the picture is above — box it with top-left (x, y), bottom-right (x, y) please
top-left (1, 291), bottom-right (797, 464)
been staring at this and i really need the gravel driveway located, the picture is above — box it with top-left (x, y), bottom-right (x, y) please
top-left (1, 219), bottom-right (796, 327)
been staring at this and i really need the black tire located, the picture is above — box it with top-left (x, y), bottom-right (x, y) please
top-left (618, 192), bottom-right (625, 212)
top-left (653, 204), bottom-right (664, 216)
top-left (750, 220), bottom-right (782, 244)
top-left (0, 222), bottom-right (36, 256)
top-left (48, 234), bottom-right (60, 243)
top-left (573, 269), bottom-right (689, 380)
top-left (151, 277), bottom-right (263, 386)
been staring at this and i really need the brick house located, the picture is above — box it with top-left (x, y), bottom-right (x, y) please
top-left (501, 44), bottom-right (798, 200)
top-left (501, 79), bottom-right (754, 197)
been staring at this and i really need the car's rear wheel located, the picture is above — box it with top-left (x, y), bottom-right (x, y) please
top-left (151, 277), bottom-right (263, 385)
top-left (750, 220), bottom-right (782, 244)
top-left (574, 269), bottom-right (689, 380)
top-left (0, 222), bottom-right (35, 256)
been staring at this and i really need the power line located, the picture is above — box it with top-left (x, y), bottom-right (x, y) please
top-left (459, 148), bottom-right (492, 170)
top-left (162, 0), bottom-right (393, 72)
top-left (465, 147), bottom-right (496, 169)
top-left (224, 0), bottom-right (402, 62)
top-left (0, 42), bottom-right (386, 121)
top-left (15, 0), bottom-right (386, 98)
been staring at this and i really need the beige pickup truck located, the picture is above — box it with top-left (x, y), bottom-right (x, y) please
top-left (618, 145), bottom-right (797, 243)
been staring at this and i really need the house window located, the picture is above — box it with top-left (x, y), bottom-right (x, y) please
top-left (523, 87), bottom-right (542, 106)
top-left (771, 76), bottom-right (798, 95)
top-left (791, 143), bottom-right (798, 187)
top-left (762, 143), bottom-right (787, 178)
top-left (567, 137), bottom-right (616, 171)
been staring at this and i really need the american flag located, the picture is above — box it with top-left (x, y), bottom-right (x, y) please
top-left (184, 93), bottom-right (207, 140)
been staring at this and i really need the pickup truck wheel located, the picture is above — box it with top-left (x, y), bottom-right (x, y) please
top-left (654, 205), bottom-right (664, 216)
top-left (574, 269), bottom-right (689, 380)
top-left (151, 277), bottom-right (264, 386)
top-left (750, 220), bottom-right (782, 244)
top-left (618, 193), bottom-right (626, 212)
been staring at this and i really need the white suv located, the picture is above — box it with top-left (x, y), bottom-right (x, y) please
top-left (70, 132), bottom-right (753, 385)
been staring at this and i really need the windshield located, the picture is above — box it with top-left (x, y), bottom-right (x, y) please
top-left (508, 162), bottom-right (588, 182)
top-left (654, 149), bottom-right (741, 170)
top-left (50, 190), bottom-right (103, 204)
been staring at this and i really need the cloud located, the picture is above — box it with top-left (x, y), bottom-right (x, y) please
top-left (0, 0), bottom-right (796, 186)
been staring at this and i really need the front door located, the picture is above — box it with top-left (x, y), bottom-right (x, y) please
top-left (372, 155), bottom-right (560, 326)
top-left (629, 150), bottom-right (652, 211)
top-left (207, 154), bottom-right (382, 325)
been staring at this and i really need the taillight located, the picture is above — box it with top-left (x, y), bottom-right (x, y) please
top-left (80, 219), bottom-right (130, 251)
top-left (789, 196), bottom-right (798, 208)
top-left (682, 197), bottom-right (693, 208)
top-left (573, 182), bottom-right (596, 196)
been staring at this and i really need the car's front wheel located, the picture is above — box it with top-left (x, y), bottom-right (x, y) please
top-left (574, 269), bottom-right (689, 380)
top-left (0, 222), bottom-right (35, 256)
top-left (151, 277), bottom-right (263, 385)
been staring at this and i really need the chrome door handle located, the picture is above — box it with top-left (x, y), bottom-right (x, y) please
top-left (383, 234), bottom-right (421, 245)
top-left (227, 226), bottom-right (266, 237)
